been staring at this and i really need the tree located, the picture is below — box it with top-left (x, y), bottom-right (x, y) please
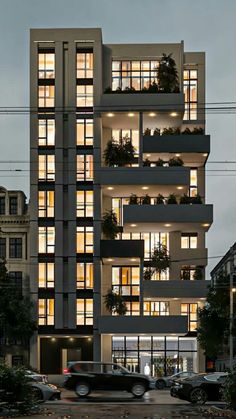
top-left (197, 273), bottom-right (236, 358)
top-left (151, 243), bottom-right (170, 275)
top-left (104, 289), bottom-right (127, 315)
top-left (102, 210), bottom-right (120, 239)
top-left (157, 53), bottom-right (179, 93)
top-left (0, 259), bottom-right (37, 358)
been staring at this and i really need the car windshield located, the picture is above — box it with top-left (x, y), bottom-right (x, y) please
top-left (103, 364), bottom-right (129, 374)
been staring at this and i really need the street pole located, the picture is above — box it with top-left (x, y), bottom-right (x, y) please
top-left (229, 246), bottom-right (235, 371)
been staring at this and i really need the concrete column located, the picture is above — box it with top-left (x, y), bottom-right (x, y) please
top-left (138, 112), bottom-right (143, 167)
top-left (101, 335), bottom-right (112, 362)
top-left (139, 259), bottom-right (144, 315)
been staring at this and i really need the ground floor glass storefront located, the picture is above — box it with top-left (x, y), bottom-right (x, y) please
top-left (112, 336), bottom-right (197, 377)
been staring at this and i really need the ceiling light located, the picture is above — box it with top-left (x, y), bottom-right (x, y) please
top-left (173, 298), bottom-right (179, 300)
top-left (128, 112), bottom-right (135, 117)
top-left (107, 258), bottom-right (114, 262)
top-left (107, 113), bottom-right (114, 117)
top-left (107, 187), bottom-right (114, 190)
top-left (142, 186), bottom-right (149, 190)
top-left (146, 154), bottom-right (151, 158)
top-left (202, 223), bottom-right (210, 227)
top-left (130, 258), bottom-right (137, 262)
top-left (177, 186), bottom-right (183, 190)
top-left (170, 112), bottom-right (178, 117)
top-left (51, 337), bottom-right (56, 342)
top-left (69, 337), bottom-right (74, 342)
top-left (203, 153), bottom-right (208, 157)
top-left (200, 298), bottom-right (206, 300)
top-left (175, 154), bottom-right (181, 157)
top-left (232, 288), bottom-right (236, 293)
top-left (149, 112), bottom-right (156, 117)
top-left (164, 224), bottom-right (171, 227)
top-left (130, 224), bottom-right (137, 227)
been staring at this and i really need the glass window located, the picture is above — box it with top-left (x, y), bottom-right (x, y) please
top-left (184, 69), bottom-right (198, 121)
top-left (181, 303), bottom-right (198, 331)
top-left (38, 53), bottom-right (55, 79)
top-left (9, 196), bottom-right (18, 215)
top-left (0, 238), bottom-right (6, 258)
top-left (38, 190), bottom-right (54, 217)
top-left (0, 196), bottom-right (5, 215)
top-left (144, 301), bottom-right (169, 316)
top-left (76, 190), bottom-right (93, 217)
top-left (38, 85), bottom-right (55, 107)
top-left (111, 129), bottom-right (139, 156)
top-left (181, 233), bottom-right (197, 249)
top-left (77, 155), bottom-right (93, 181)
top-left (76, 119), bottom-right (93, 146)
top-left (38, 263), bottom-right (54, 288)
top-left (76, 52), bottom-right (93, 78)
top-left (112, 60), bottom-right (159, 91)
top-left (38, 226), bottom-right (55, 254)
top-left (38, 155), bottom-right (55, 181)
top-left (76, 298), bottom-right (93, 325)
top-left (9, 238), bottom-right (22, 258)
top-left (76, 85), bottom-right (93, 107)
top-left (8, 271), bottom-right (22, 287)
top-left (190, 169), bottom-right (198, 197)
top-left (112, 266), bottom-right (140, 296)
top-left (38, 119), bottom-right (55, 146)
top-left (38, 298), bottom-right (54, 325)
top-left (77, 263), bottom-right (93, 289)
top-left (76, 226), bottom-right (93, 253)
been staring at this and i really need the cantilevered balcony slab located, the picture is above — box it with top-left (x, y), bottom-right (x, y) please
top-left (98, 167), bottom-right (190, 186)
top-left (98, 315), bottom-right (188, 335)
top-left (101, 240), bottom-right (144, 258)
top-left (95, 93), bottom-right (185, 113)
top-left (143, 135), bottom-right (210, 154)
top-left (123, 204), bottom-right (213, 232)
top-left (143, 280), bottom-right (210, 299)
top-left (175, 248), bottom-right (208, 266)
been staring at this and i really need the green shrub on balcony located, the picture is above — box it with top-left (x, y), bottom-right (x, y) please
top-left (179, 194), bottom-right (191, 204)
top-left (162, 127), bottom-right (181, 136)
top-left (155, 194), bottom-right (165, 204)
top-left (150, 243), bottom-right (170, 274)
top-left (157, 53), bottom-right (180, 93)
top-left (102, 210), bottom-right (120, 239)
top-left (153, 127), bottom-right (161, 136)
top-left (129, 194), bottom-right (138, 205)
top-left (191, 194), bottom-right (203, 204)
top-left (144, 127), bottom-right (151, 136)
top-left (167, 193), bottom-right (178, 204)
top-left (104, 137), bottom-right (135, 167)
top-left (104, 289), bottom-right (127, 315)
top-left (155, 158), bottom-right (164, 166)
top-left (168, 157), bottom-right (184, 166)
top-left (141, 194), bottom-right (151, 205)
top-left (143, 158), bottom-right (151, 167)
top-left (143, 268), bottom-right (154, 280)
top-left (193, 266), bottom-right (204, 280)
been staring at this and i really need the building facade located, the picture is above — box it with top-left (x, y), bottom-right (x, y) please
top-left (0, 187), bottom-right (30, 365)
top-left (30, 28), bottom-right (213, 375)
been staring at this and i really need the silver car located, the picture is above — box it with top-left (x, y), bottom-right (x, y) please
top-left (26, 370), bottom-right (48, 384)
top-left (31, 382), bottom-right (61, 402)
top-left (156, 371), bottom-right (197, 389)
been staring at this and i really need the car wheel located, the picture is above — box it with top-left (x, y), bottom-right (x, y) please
top-left (32, 388), bottom-right (44, 403)
top-left (131, 382), bottom-right (146, 398)
top-left (75, 382), bottom-right (91, 397)
top-left (156, 379), bottom-right (166, 390)
top-left (189, 387), bottom-right (207, 405)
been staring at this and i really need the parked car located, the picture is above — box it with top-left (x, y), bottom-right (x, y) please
top-left (156, 371), bottom-right (197, 389)
top-left (63, 361), bottom-right (156, 398)
top-left (26, 369), bottom-right (48, 384)
top-left (170, 372), bottom-right (228, 405)
top-left (31, 381), bottom-right (61, 402)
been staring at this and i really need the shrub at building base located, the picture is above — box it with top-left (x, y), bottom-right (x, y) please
top-left (222, 365), bottom-right (236, 411)
top-left (0, 363), bottom-right (36, 414)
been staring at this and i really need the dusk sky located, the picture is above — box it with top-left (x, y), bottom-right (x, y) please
top-left (0, 0), bottom-right (235, 274)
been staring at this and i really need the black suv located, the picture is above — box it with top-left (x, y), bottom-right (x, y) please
top-left (64, 361), bottom-right (156, 398)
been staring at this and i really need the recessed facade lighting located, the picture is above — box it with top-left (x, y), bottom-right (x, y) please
top-left (202, 223), bottom-right (210, 227)
top-left (146, 154), bottom-right (151, 158)
top-left (51, 337), bottom-right (56, 342)
top-left (175, 153), bottom-right (181, 157)
top-left (203, 153), bottom-right (208, 157)
top-left (107, 112), bottom-right (114, 117)
top-left (177, 186), bottom-right (183, 190)
top-left (142, 186), bottom-right (149, 190)
top-left (107, 258), bottom-right (114, 262)
top-left (128, 112), bottom-right (135, 117)
top-left (130, 224), bottom-right (137, 227)
top-left (232, 288), bottom-right (236, 293)
top-left (107, 186), bottom-right (114, 190)
top-left (69, 337), bottom-right (74, 342)
top-left (130, 258), bottom-right (137, 262)
top-left (149, 112), bottom-right (156, 117)
top-left (173, 298), bottom-right (179, 300)
top-left (170, 112), bottom-right (178, 117)
top-left (164, 224), bottom-right (171, 227)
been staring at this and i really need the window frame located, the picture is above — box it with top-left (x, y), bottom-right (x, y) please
top-left (9, 237), bottom-right (22, 259)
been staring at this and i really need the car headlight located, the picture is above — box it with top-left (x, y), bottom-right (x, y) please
top-left (47, 384), bottom-right (58, 390)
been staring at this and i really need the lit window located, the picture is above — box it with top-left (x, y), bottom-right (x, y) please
top-left (76, 85), bottom-right (93, 107)
top-left (38, 53), bottom-right (55, 79)
top-left (112, 60), bottom-right (159, 91)
top-left (38, 190), bottom-right (54, 217)
top-left (38, 298), bottom-right (54, 325)
top-left (181, 303), bottom-right (198, 331)
top-left (125, 302), bottom-right (140, 316)
top-left (38, 226), bottom-right (55, 254)
top-left (77, 155), bottom-right (93, 181)
top-left (76, 119), bottom-right (93, 146)
top-left (38, 155), bottom-right (55, 181)
top-left (181, 233), bottom-right (197, 249)
top-left (76, 263), bottom-right (93, 289)
top-left (144, 301), bottom-right (169, 316)
top-left (38, 119), bottom-right (55, 146)
top-left (76, 190), bottom-right (93, 217)
top-left (38, 263), bottom-right (54, 288)
top-left (76, 298), bottom-right (93, 325)
top-left (112, 129), bottom-right (139, 156)
top-left (184, 69), bottom-right (197, 121)
top-left (76, 226), bottom-right (93, 253)
top-left (112, 267), bottom-right (140, 296)
top-left (190, 168), bottom-right (198, 197)
top-left (76, 52), bottom-right (93, 78)
top-left (38, 85), bottom-right (55, 107)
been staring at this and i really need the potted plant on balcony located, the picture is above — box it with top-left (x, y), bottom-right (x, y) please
top-left (181, 269), bottom-right (191, 280)
top-left (141, 194), bottom-right (151, 205)
top-left (193, 266), bottom-right (203, 280)
top-left (191, 194), bottom-right (203, 204)
top-left (167, 193), bottom-right (177, 204)
top-left (153, 127), bottom-right (161, 136)
top-left (103, 137), bottom-right (135, 167)
top-left (144, 128), bottom-right (151, 136)
top-left (150, 243), bottom-right (170, 275)
top-left (155, 194), bottom-right (165, 205)
top-left (102, 210), bottom-right (120, 239)
top-left (143, 158), bottom-right (151, 167)
top-left (162, 127), bottom-right (175, 136)
top-left (168, 157), bottom-right (184, 166)
top-left (143, 268), bottom-right (153, 280)
top-left (104, 289), bottom-right (127, 315)
top-left (155, 158), bottom-right (164, 166)
top-left (157, 53), bottom-right (180, 93)
top-left (129, 194), bottom-right (138, 205)
top-left (181, 127), bottom-right (192, 135)
top-left (192, 127), bottom-right (204, 135)
top-left (179, 194), bottom-right (191, 204)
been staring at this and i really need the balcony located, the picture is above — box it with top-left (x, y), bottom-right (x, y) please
top-left (123, 204), bottom-right (213, 232)
top-left (98, 315), bottom-right (188, 334)
top-left (100, 239), bottom-right (144, 259)
top-left (98, 166), bottom-right (190, 186)
top-left (143, 134), bottom-right (210, 154)
top-left (95, 93), bottom-right (185, 113)
top-left (143, 280), bottom-right (209, 299)
top-left (175, 248), bottom-right (208, 266)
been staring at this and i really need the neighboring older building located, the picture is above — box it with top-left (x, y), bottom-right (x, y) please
top-left (0, 186), bottom-right (30, 365)
top-left (30, 28), bottom-right (213, 375)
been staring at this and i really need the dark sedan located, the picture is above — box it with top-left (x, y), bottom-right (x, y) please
top-left (170, 372), bottom-right (228, 405)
